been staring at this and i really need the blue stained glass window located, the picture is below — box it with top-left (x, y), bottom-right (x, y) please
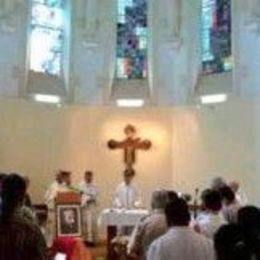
top-left (201, 0), bottom-right (232, 74)
top-left (116, 0), bottom-right (148, 79)
top-left (30, 0), bottom-right (65, 76)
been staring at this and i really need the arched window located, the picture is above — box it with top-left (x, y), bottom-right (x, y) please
top-left (201, 0), bottom-right (232, 74)
top-left (116, 0), bottom-right (148, 79)
top-left (30, 0), bottom-right (65, 76)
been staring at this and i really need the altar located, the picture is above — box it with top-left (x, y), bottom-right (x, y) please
top-left (99, 208), bottom-right (149, 260)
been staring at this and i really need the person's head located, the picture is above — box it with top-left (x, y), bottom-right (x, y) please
top-left (220, 186), bottom-right (236, 205)
top-left (165, 198), bottom-right (190, 227)
top-left (55, 171), bottom-right (63, 184)
top-left (124, 125), bottom-right (136, 138)
top-left (214, 224), bottom-right (252, 260)
top-left (151, 190), bottom-right (169, 210)
top-left (84, 171), bottom-right (93, 183)
top-left (238, 206), bottom-right (260, 231)
top-left (167, 190), bottom-right (178, 203)
top-left (1, 174), bottom-right (26, 223)
top-left (211, 177), bottom-right (227, 191)
top-left (229, 181), bottom-right (240, 193)
top-left (63, 209), bottom-right (75, 224)
top-left (123, 169), bottom-right (135, 185)
top-left (202, 189), bottom-right (222, 212)
top-left (60, 171), bottom-right (72, 186)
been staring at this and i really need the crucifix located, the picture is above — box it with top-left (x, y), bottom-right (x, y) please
top-left (107, 125), bottom-right (152, 171)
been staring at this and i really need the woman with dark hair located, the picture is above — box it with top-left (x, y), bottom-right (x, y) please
top-left (0, 174), bottom-right (47, 260)
top-left (214, 224), bottom-right (253, 260)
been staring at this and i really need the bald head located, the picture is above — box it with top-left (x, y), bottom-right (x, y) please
top-left (229, 181), bottom-right (240, 193)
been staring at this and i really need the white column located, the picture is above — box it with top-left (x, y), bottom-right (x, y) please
top-left (233, 0), bottom-right (260, 97)
top-left (161, 0), bottom-right (182, 41)
top-left (76, 0), bottom-right (100, 42)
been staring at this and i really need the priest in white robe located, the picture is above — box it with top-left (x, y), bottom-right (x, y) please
top-left (113, 169), bottom-right (141, 209)
top-left (147, 198), bottom-right (215, 260)
top-left (44, 170), bottom-right (72, 247)
top-left (79, 170), bottom-right (99, 245)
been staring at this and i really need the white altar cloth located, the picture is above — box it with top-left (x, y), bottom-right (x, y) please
top-left (99, 208), bottom-right (149, 227)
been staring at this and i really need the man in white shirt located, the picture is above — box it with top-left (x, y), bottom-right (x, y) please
top-left (114, 169), bottom-right (141, 209)
top-left (194, 189), bottom-right (226, 239)
top-left (147, 198), bottom-right (215, 260)
top-left (45, 170), bottom-right (72, 247)
top-left (79, 171), bottom-right (99, 245)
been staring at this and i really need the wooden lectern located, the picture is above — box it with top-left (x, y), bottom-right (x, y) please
top-left (55, 192), bottom-right (82, 238)
top-left (56, 192), bottom-right (81, 205)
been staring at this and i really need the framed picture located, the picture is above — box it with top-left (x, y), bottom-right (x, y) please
top-left (56, 204), bottom-right (82, 237)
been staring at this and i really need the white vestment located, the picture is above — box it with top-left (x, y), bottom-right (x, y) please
top-left (195, 212), bottom-right (226, 239)
top-left (44, 181), bottom-right (70, 247)
top-left (147, 227), bottom-right (215, 260)
top-left (79, 181), bottom-right (99, 243)
top-left (114, 182), bottom-right (141, 209)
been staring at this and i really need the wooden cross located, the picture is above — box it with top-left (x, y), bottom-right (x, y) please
top-left (107, 125), bottom-right (152, 171)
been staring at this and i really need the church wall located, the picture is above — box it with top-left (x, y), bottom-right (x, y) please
top-left (0, 98), bottom-right (257, 208)
top-left (0, 100), bottom-right (173, 209)
top-left (171, 100), bottom-right (256, 205)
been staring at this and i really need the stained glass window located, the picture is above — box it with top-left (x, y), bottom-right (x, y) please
top-left (116, 0), bottom-right (148, 79)
top-left (30, 0), bottom-right (65, 76)
top-left (201, 0), bottom-right (232, 74)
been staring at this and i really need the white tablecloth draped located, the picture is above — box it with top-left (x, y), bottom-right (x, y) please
top-left (98, 208), bottom-right (149, 228)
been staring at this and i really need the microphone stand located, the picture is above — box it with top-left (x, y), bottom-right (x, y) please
top-left (193, 188), bottom-right (199, 220)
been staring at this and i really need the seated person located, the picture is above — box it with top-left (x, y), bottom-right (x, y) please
top-left (194, 189), bottom-right (226, 239)
top-left (128, 190), bottom-right (169, 258)
top-left (220, 186), bottom-right (241, 223)
top-left (147, 198), bottom-right (215, 260)
top-left (0, 174), bottom-right (47, 260)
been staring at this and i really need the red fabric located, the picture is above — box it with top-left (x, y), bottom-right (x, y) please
top-left (52, 237), bottom-right (77, 260)
top-left (51, 237), bottom-right (92, 260)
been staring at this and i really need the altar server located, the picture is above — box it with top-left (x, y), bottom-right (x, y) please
top-left (114, 169), bottom-right (141, 209)
top-left (79, 171), bottom-right (99, 245)
top-left (44, 170), bottom-right (72, 247)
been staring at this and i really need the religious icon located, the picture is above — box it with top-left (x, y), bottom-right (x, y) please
top-left (107, 124), bottom-right (152, 171)
top-left (57, 204), bottom-right (82, 237)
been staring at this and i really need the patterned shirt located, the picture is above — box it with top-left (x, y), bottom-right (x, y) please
top-left (0, 214), bottom-right (47, 260)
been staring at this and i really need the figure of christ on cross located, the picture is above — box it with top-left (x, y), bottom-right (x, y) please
top-left (107, 124), bottom-right (152, 171)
